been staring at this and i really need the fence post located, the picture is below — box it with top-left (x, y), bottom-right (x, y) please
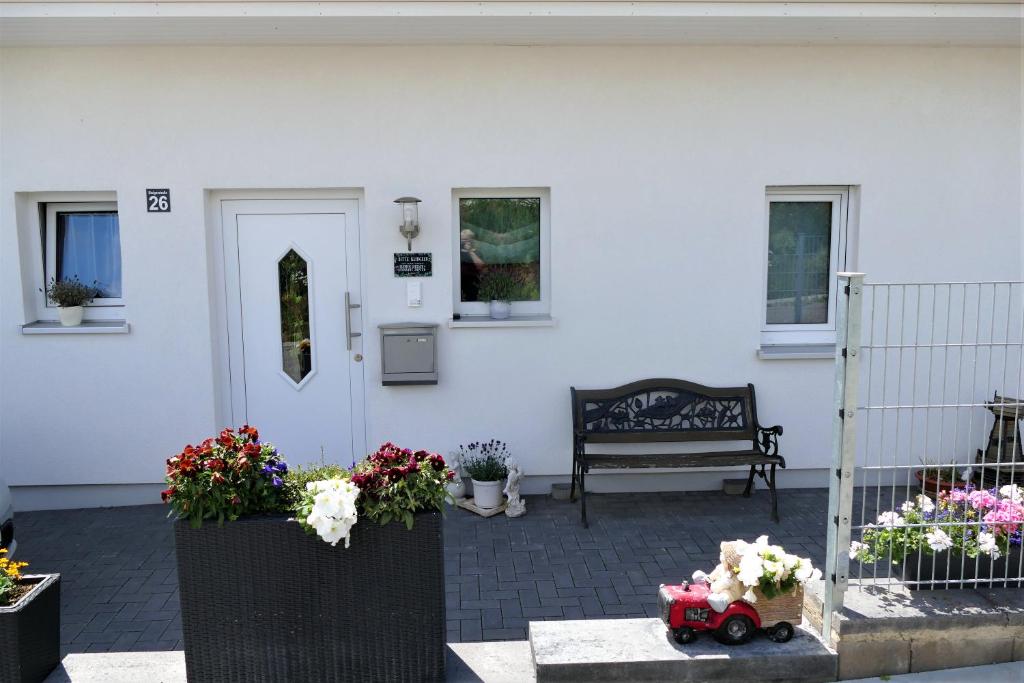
top-left (822, 273), bottom-right (864, 644)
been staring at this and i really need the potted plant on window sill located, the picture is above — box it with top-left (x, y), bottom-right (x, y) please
top-left (461, 440), bottom-right (511, 509)
top-left (0, 549), bottom-right (60, 683)
top-left (43, 276), bottom-right (98, 327)
top-left (477, 269), bottom-right (523, 320)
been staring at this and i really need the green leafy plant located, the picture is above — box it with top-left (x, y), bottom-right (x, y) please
top-left (460, 440), bottom-right (511, 482)
top-left (43, 276), bottom-right (98, 307)
top-left (476, 269), bottom-right (525, 303)
top-left (280, 462), bottom-right (349, 511)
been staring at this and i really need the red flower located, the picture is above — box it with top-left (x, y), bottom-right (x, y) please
top-left (217, 428), bottom-right (236, 448)
top-left (230, 495), bottom-right (241, 506)
top-left (160, 487), bottom-right (176, 502)
top-left (211, 472), bottom-right (225, 485)
top-left (242, 442), bottom-right (261, 457)
top-left (204, 458), bottom-right (225, 472)
top-left (239, 424), bottom-right (259, 442)
top-left (446, 470), bottom-right (455, 481)
top-left (235, 455), bottom-right (251, 471)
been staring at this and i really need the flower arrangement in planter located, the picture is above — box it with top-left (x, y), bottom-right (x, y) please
top-left (162, 425), bottom-right (288, 527)
top-left (850, 484), bottom-right (1024, 588)
top-left (460, 440), bottom-right (511, 510)
top-left (167, 432), bottom-right (452, 682)
top-left (0, 549), bottom-right (60, 683)
top-left (43, 276), bottom-right (98, 327)
top-left (476, 269), bottom-right (526, 320)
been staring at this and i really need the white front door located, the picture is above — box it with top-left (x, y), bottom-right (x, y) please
top-left (222, 199), bottom-right (364, 467)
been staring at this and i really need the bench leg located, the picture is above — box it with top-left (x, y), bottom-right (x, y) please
top-left (580, 465), bottom-right (589, 528)
top-left (769, 463), bottom-right (779, 523)
top-left (742, 465), bottom-right (757, 497)
top-left (569, 454), bottom-right (578, 502)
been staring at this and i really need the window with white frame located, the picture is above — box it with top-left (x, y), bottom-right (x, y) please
top-left (453, 188), bottom-right (550, 318)
top-left (762, 187), bottom-right (849, 346)
top-left (44, 202), bottom-right (123, 308)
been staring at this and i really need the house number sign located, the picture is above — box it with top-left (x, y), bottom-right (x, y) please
top-left (394, 253), bottom-right (432, 277)
top-left (146, 189), bottom-right (171, 212)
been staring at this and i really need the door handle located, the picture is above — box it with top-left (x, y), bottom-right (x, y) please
top-left (345, 291), bottom-right (361, 351)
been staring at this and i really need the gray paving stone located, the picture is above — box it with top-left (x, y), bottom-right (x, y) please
top-left (18, 489), bottom-right (832, 651)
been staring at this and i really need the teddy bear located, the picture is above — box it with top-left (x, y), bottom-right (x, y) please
top-left (691, 540), bottom-right (754, 613)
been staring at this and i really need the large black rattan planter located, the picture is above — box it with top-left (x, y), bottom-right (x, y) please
top-left (0, 574), bottom-right (60, 683)
top-left (901, 547), bottom-right (1024, 589)
top-left (175, 512), bottom-right (444, 683)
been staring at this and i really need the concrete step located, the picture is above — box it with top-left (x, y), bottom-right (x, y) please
top-left (528, 617), bottom-right (837, 682)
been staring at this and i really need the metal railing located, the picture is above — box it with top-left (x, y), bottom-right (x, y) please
top-left (823, 275), bottom-right (1024, 640)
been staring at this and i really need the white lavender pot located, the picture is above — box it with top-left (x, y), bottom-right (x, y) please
top-left (488, 301), bottom-right (511, 320)
top-left (471, 479), bottom-right (504, 509)
top-left (58, 306), bottom-right (84, 327)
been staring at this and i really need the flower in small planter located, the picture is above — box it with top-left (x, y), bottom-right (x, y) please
top-left (0, 548), bottom-right (29, 607)
top-left (162, 425), bottom-right (289, 528)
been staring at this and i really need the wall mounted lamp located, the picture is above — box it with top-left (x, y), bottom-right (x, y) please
top-left (394, 196), bottom-right (421, 251)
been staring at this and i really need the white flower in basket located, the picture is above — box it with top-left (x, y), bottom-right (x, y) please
top-left (300, 479), bottom-right (360, 547)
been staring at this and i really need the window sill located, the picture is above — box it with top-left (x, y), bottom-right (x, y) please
top-left (757, 343), bottom-right (835, 360)
top-left (448, 315), bottom-right (555, 329)
top-left (22, 320), bottom-right (130, 335)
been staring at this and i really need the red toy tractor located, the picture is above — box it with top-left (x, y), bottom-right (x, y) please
top-left (658, 580), bottom-right (797, 645)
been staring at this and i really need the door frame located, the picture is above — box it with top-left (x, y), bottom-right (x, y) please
top-left (207, 189), bottom-right (367, 462)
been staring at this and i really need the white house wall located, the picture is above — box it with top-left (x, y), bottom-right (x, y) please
top-left (1, 45), bottom-right (1020, 509)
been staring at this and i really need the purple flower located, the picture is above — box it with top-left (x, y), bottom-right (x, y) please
top-left (261, 464), bottom-right (275, 475)
top-left (271, 475), bottom-right (283, 488)
top-left (276, 462), bottom-right (288, 474)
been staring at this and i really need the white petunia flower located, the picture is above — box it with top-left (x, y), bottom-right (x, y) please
top-left (876, 511), bottom-right (904, 527)
top-left (978, 532), bottom-right (1001, 559)
top-left (849, 541), bottom-right (868, 560)
top-left (925, 528), bottom-right (953, 552)
top-left (915, 495), bottom-right (935, 513)
top-left (737, 552), bottom-right (765, 587)
top-left (305, 478), bottom-right (360, 547)
top-left (999, 484), bottom-right (1024, 503)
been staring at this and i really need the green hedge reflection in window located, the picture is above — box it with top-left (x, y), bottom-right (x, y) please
top-left (459, 197), bottom-right (541, 303)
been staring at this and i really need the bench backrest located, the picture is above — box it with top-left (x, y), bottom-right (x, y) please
top-left (571, 378), bottom-right (759, 444)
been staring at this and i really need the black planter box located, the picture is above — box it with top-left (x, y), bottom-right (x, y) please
top-left (0, 574), bottom-right (61, 683)
top-left (901, 547), bottom-right (1024, 589)
top-left (175, 512), bottom-right (445, 683)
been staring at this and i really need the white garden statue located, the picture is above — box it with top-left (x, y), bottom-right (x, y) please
top-left (446, 451), bottom-right (466, 500)
top-left (504, 462), bottom-right (526, 517)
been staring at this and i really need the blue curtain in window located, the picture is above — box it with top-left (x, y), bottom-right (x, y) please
top-left (57, 213), bottom-right (122, 298)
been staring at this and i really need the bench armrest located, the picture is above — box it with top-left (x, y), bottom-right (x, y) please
top-left (755, 424), bottom-right (783, 456)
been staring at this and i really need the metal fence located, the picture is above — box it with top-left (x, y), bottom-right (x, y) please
top-left (823, 274), bottom-right (1024, 640)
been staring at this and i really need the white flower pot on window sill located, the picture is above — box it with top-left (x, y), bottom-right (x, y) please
top-left (471, 479), bottom-right (505, 509)
top-left (489, 301), bottom-right (512, 320)
top-left (58, 306), bottom-right (84, 327)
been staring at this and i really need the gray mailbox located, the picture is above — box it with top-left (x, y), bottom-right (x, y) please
top-left (378, 323), bottom-right (438, 385)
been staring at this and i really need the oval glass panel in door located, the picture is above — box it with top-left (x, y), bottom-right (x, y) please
top-left (278, 249), bottom-right (312, 385)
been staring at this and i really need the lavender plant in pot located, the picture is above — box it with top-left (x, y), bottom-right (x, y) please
top-left (43, 277), bottom-right (98, 327)
top-left (476, 269), bottom-right (523, 320)
top-left (461, 440), bottom-right (511, 509)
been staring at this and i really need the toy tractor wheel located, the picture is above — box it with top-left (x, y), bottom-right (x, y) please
top-left (768, 622), bottom-right (794, 643)
top-left (714, 614), bottom-right (755, 645)
top-left (673, 627), bottom-right (697, 644)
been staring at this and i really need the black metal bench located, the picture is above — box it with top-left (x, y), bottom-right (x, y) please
top-left (570, 378), bottom-right (785, 527)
